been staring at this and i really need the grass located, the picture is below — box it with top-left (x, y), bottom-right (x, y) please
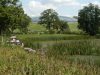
top-left (28, 22), bottom-right (81, 34)
top-left (68, 22), bottom-right (79, 32)
top-left (0, 36), bottom-right (9, 45)
top-left (28, 23), bottom-right (46, 32)
top-left (16, 34), bottom-right (100, 57)
top-left (16, 34), bottom-right (96, 50)
top-left (47, 39), bottom-right (100, 57)
top-left (17, 34), bottom-right (95, 41)
top-left (0, 32), bottom-right (100, 74)
top-left (0, 46), bottom-right (100, 75)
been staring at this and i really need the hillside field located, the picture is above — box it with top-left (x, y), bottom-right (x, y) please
top-left (28, 22), bottom-right (80, 33)
top-left (28, 23), bottom-right (46, 32)
top-left (68, 22), bottom-right (80, 32)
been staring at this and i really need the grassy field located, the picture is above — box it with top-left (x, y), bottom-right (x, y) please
top-left (0, 22), bottom-right (100, 75)
top-left (28, 22), bottom-right (80, 33)
top-left (68, 22), bottom-right (80, 32)
top-left (0, 46), bottom-right (100, 75)
top-left (28, 23), bottom-right (46, 32)
top-left (13, 22), bottom-right (81, 34)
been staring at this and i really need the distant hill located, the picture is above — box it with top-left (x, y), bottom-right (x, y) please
top-left (59, 16), bottom-right (77, 22)
top-left (31, 16), bottom-right (77, 23)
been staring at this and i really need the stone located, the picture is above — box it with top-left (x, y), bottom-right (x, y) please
top-left (24, 48), bottom-right (36, 53)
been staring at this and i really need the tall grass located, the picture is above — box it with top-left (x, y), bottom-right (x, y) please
top-left (18, 34), bottom-right (95, 50)
top-left (0, 34), bottom-right (100, 75)
top-left (47, 39), bottom-right (100, 56)
top-left (0, 47), bottom-right (100, 75)
top-left (18, 34), bottom-right (95, 42)
top-left (18, 34), bottom-right (100, 56)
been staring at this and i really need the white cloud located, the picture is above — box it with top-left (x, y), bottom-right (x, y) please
top-left (23, 0), bottom-right (56, 17)
top-left (22, 0), bottom-right (100, 17)
top-left (24, 0), bottom-right (81, 17)
top-left (65, 1), bottom-right (81, 6)
top-left (29, 1), bottom-right (56, 9)
top-left (80, 1), bottom-right (100, 8)
top-left (51, 0), bottom-right (81, 6)
top-left (53, 0), bottom-right (76, 3)
top-left (93, 1), bottom-right (100, 6)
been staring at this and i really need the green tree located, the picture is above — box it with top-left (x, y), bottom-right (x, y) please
top-left (39, 9), bottom-right (59, 30)
top-left (73, 16), bottom-right (78, 19)
top-left (0, 0), bottom-right (31, 34)
top-left (59, 20), bottom-right (69, 32)
top-left (18, 14), bottom-right (31, 33)
top-left (0, 6), bottom-right (11, 34)
top-left (0, 0), bottom-right (19, 7)
top-left (78, 3), bottom-right (100, 36)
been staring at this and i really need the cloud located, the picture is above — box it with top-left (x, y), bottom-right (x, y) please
top-left (23, 0), bottom-right (81, 17)
top-left (93, 1), bottom-right (100, 6)
top-left (29, 1), bottom-right (56, 9)
top-left (80, 1), bottom-right (100, 9)
top-left (51, 0), bottom-right (81, 6)
top-left (23, 0), bottom-right (56, 17)
top-left (52, 0), bottom-right (76, 3)
top-left (22, 0), bottom-right (100, 17)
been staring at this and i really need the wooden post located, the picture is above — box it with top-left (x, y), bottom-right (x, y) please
top-left (1, 35), bottom-right (4, 45)
top-left (1, 31), bottom-right (4, 45)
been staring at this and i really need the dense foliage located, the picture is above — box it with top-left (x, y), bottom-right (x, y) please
top-left (78, 3), bottom-right (100, 36)
top-left (39, 9), bottom-right (59, 30)
top-left (39, 9), bottom-right (69, 33)
top-left (0, 0), bottom-right (31, 34)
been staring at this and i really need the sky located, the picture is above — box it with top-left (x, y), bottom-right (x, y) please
top-left (21, 0), bottom-right (100, 17)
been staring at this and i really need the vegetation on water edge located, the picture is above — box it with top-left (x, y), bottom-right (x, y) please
top-left (15, 34), bottom-right (100, 56)
top-left (47, 40), bottom-right (100, 56)
top-left (18, 34), bottom-right (95, 41)
top-left (0, 34), bottom-right (100, 75)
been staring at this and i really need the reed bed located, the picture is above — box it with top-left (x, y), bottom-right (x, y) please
top-left (18, 34), bottom-right (95, 42)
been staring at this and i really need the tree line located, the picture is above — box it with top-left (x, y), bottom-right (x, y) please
top-left (0, 1), bottom-right (100, 36)
top-left (39, 3), bottom-right (100, 35)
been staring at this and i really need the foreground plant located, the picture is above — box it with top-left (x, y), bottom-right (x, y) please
top-left (0, 47), bottom-right (100, 75)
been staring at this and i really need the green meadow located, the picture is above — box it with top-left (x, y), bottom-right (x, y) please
top-left (0, 22), bottom-right (100, 75)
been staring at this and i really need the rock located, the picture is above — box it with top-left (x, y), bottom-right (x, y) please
top-left (24, 48), bottom-right (36, 53)
top-left (8, 36), bottom-right (36, 53)
top-left (8, 36), bottom-right (24, 46)
top-left (16, 40), bottom-right (20, 44)
top-left (21, 43), bottom-right (24, 48)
